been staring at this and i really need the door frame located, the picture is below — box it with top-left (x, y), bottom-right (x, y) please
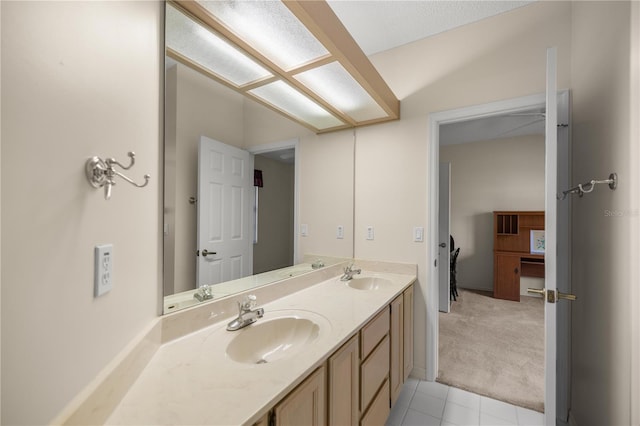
top-left (426, 92), bottom-right (570, 397)
top-left (247, 138), bottom-right (300, 264)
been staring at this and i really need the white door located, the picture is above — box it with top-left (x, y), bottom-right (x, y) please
top-left (438, 162), bottom-right (451, 313)
top-left (197, 136), bottom-right (253, 287)
top-left (543, 46), bottom-right (559, 425)
top-left (539, 48), bottom-right (575, 425)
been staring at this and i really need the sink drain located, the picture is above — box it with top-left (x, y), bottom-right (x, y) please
top-left (256, 358), bottom-right (268, 364)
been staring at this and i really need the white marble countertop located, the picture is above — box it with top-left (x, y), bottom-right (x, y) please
top-left (107, 269), bottom-right (416, 426)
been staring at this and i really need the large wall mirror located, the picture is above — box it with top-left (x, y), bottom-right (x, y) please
top-left (162, 3), bottom-right (355, 314)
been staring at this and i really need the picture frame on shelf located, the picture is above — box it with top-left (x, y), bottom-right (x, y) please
top-left (530, 230), bottom-right (545, 254)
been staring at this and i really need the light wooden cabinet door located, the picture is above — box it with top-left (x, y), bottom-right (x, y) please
top-left (274, 365), bottom-right (326, 426)
top-left (328, 336), bottom-right (359, 426)
top-left (390, 295), bottom-right (404, 404)
top-left (403, 284), bottom-right (414, 380)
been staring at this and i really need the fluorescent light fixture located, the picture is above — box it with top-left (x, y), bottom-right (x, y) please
top-left (168, 0), bottom-right (400, 133)
top-left (199, 0), bottom-right (330, 71)
top-left (166, 4), bottom-right (272, 87)
top-left (295, 61), bottom-right (388, 122)
top-left (250, 81), bottom-right (345, 130)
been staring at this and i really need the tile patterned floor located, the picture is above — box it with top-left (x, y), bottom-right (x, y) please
top-left (386, 378), bottom-right (545, 426)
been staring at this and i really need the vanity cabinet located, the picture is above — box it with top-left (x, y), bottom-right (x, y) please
top-left (273, 365), bottom-right (325, 426)
top-left (328, 336), bottom-right (359, 426)
top-left (390, 294), bottom-right (404, 404)
top-left (270, 283), bottom-right (415, 426)
top-left (403, 285), bottom-right (414, 381)
top-left (391, 284), bottom-right (414, 404)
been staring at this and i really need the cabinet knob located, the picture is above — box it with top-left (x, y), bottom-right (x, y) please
top-left (514, 267), bottom-right (519, 274)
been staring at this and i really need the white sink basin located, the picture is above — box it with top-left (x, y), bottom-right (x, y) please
top-left (225, 312), bottom-right (329, 364)
top-left (347, 276), bottom-right (393, 290)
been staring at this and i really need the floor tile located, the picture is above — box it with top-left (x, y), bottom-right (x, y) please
top-left (404, 376), bottom-right (420, 392)
top-left (396, 382), bottom-right (416, 408)
top-left (441, 422), bottom-right (457, 426)
top-left (442, 401), bottom-right (480, 425)
top-left (401, 408), bottom-right (441, 426)
top-left (480, 412), bottom-right (517, 425)
top-left (480, 396), bottom-right (518, 422)
top-left (447, 387), bottom-right (481, 411)
top-left (386, 402), bottom-right (409, 426)
top-left (416, 380), bottom-right (450, 400)
top-left (409, 391), bottom-right (446, 419)
top-left (516, 406), bottom-right (545, 425)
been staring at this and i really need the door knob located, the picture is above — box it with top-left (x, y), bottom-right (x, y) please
top-left (201, 249), bottom-right (216, 257)
top-left (439, 243), bottom-right (446, 248)
top-left (558, 291), bottom-right (577, 301)
top-left (527, 288), bottom-right (577, 303)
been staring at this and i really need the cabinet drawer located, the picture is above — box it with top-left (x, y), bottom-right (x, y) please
top-left (361, 335), bottom-right (390, 411)
top-left (360, 379), bottom-right (390, 426)
top-left (361, 309), bottom-right (389, 359)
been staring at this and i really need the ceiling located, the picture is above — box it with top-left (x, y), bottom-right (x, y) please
top-left (327, 1), bottom-right (535, 56)
top-left (327, 0), bottom-right (544, 145)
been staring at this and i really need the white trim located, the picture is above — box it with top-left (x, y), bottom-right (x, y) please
top-left (247, 138), bottom-right (300, 263)
top-left (427, 94), bottom-right (547, 381)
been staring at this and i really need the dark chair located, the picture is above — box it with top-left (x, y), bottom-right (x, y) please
top-left (450, 247), bottom-right (460, 301)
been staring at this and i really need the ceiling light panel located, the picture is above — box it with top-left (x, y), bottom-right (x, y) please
top-left (198, 0), bottom-right (330, 71)
top-left (166, 4), bottom-right (272, 86)
top-left (249, 81), bottom-right (345, 130)
top-left (295, 61), bottom-right (388, 122)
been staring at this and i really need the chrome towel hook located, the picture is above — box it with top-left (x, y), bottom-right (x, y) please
top-left (557, 173), bottom-right (617, 200)
top-left (85, 152), bottom-right (150, 200)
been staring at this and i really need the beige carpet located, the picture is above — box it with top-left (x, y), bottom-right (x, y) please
top-left (438, 289), bottom-right (544, 413)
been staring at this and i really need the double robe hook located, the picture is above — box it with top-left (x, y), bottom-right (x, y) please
top-left (85, 152), bottom-right (150, 200)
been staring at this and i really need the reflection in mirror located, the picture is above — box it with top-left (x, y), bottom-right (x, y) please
top-left (162, 6), bottom-right (354, 314)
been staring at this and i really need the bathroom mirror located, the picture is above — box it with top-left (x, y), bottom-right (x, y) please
top-left (162, 4), bottom-right (355, 314)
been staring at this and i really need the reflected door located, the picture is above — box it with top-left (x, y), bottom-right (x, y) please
top-left (197, 136), bottom-right (254, 287)
top-left (438, 162), bottom-right (451, 313)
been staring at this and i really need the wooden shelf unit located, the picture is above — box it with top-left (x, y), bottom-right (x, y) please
top-left (493, 211), bottom-right (545, 301)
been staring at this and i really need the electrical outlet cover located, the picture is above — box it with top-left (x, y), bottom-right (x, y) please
top-left (94, 244), bottom-right (113, 297)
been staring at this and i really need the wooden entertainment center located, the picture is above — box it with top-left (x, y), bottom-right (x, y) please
top-left (493, 211), bottom-right (545, 301)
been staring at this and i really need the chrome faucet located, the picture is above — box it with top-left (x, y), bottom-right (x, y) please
top-left (340, 263), bottom-right (361, 281)
top-left (194, 284), bottom-right (213, 302)
top-left (226, 295), bottom-right (264, 331)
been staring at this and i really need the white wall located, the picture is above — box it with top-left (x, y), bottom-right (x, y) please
top-left (440, 135), bottom-right (545, 292)
top-left (352, 1), bottom-right (572, 378)
top-left (1, 2), bottom-right (161, 424)
top-left (569, 2), bottom-right (639, 424)
top-left (253, 155), bottom-right (295, 274)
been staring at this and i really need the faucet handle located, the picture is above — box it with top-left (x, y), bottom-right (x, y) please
top-left (241, 294), bottom-right (257, 310)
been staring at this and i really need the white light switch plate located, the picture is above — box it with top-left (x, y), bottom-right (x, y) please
top-left (414, 226), bottom-right (424, 242)
top-left (300, 224), bottom-right (309, 237)
top-left (337, 225), bottom-right (344, 239)
top-left (366, 226), bottom-right (375, 240)
top-left (94, 244), bottom-right (113, 297)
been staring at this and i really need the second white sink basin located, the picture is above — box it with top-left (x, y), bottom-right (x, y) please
top-left (225, 312), bottom-right (329, 365)
top-left (347, 276), bottom-right (393, 291)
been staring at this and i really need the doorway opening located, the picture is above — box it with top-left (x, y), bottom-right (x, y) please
top-left (436, 106), bottom-right (547, 412)
top-left (426, 91), bottom-right (571, 418)
top-left (248, 139), bottom-right (300, 274)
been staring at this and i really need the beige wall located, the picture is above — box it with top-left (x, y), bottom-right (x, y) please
top-left (353, 1), bottom-right (572, 377)
top-left (1, 2), bottom-right (162, 424)
top-left (569, 2), bottom-right (639, 424)
top-left (165, 63), bottom-right (245, 294)
top-left (253, 155), bottom-right (295, 274)
top-left (440, 136), bottom-right (545, 292)
top-left (298, 130), bottom-right (355, 261)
